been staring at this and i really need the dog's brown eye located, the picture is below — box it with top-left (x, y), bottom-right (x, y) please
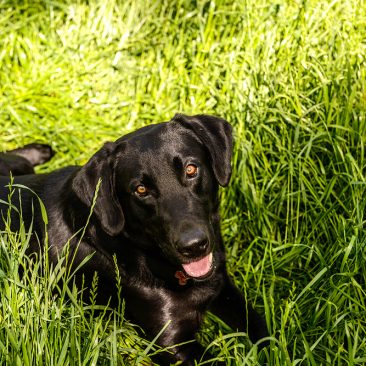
top-left (135, 184), bottom-right (147, 196)
top-left (185, 164), bottom-right (198, 178)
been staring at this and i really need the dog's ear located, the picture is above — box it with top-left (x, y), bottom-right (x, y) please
top-left (173, 114), bottom-right (233, 186)
top-left (72, 142), bottom-right (124, 236)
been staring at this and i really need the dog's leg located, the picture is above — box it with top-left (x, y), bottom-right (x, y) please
top-left (9, 143), bottom-right (54, 166)
top-left (0, 153), bottom-right (35, 176)
top-left (0, 143), bottom-right (54, 176)
top-left (209, 273), bottom-right (268, 346)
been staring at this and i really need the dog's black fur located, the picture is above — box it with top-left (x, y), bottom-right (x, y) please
top-left (0, 114), bottom-right (268, 365)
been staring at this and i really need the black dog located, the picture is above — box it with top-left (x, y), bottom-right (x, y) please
top-left (0, 114), bottom-right (268, 365)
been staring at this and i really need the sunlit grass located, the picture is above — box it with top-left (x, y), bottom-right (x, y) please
top-left (0, 0), bottom-right (365, 364)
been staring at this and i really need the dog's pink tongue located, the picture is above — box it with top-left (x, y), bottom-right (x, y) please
top-left (182, 253), bottom-right (212, 278)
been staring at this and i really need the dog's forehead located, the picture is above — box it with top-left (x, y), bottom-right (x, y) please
top-left (115, 122), bottom-right (205, 179)
top-left (120, 122), bottom-right (202, 156)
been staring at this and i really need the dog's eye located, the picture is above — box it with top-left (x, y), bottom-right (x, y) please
top-left (135, 184), bottom-right (148, 196)
top-left (185, 164), bottom-right (198, 178)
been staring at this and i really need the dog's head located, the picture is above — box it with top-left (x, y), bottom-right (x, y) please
top-left (72, 114), bottom-right (233, 281)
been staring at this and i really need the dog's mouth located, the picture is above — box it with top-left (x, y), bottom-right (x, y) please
top-left (181, 252), bottom-right (213, 279)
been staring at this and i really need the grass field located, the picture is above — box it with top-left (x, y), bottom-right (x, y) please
top-left (0, 0), bottom-right (365, 364)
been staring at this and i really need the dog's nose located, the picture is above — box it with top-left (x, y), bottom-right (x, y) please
top-left (176, 228), bottom-right (209, 258)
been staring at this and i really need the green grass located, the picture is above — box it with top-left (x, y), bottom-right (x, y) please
top-left (0, 0), bottom-right (365, 364)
